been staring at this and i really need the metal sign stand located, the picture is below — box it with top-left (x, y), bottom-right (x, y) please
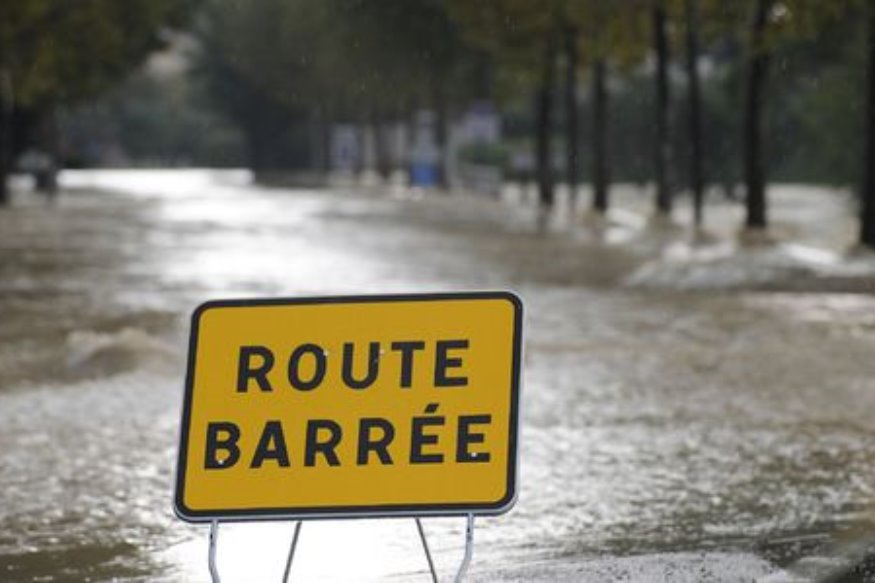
top-left (206, 514), bottom-right (476, 583)
top-left (281, 521), bottom-right (303, 582)
top-left (415, 518), bottom-right (439, 583)
top-left (208, 520), bottom-right (220, 583)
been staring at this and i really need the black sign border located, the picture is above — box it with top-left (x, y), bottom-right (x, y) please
top-left (174, 291), bottom-right (523, 523)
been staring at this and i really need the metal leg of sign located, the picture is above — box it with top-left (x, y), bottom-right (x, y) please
top-left (453, 514), bottom-right (475, 583)
top-left (281, 521), bottom-right (303, 583)
top-left (208, 520), bottom-right (221, 583)
top-left (415, 518), bottom-right (439, 583)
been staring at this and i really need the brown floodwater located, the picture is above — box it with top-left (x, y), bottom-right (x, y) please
top-left (1, 170), bottom-right (875, 581)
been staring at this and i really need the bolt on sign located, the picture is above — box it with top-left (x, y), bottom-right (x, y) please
top-left (174, 292), bottom-right (523, 521)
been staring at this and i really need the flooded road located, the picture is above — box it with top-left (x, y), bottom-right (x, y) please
top-left (2, 170), bottom-right (875, 581)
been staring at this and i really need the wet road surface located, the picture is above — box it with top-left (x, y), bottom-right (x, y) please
top-left (1, 170), bottom-right (875, 581)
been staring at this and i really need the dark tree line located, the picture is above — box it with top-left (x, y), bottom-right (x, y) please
top-left (4, 0), bottom-right (875, 249)
top-left (447, 0), bottom-right (875, 246)
top-left (0, 0), bottom-right (194, 202)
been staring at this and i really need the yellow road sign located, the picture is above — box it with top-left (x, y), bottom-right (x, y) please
top-left (174, 292), bottom-right (523, 522)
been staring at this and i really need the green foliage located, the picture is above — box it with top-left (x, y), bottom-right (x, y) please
top-left (766, 7), bottom-right (867, 184)
top-left (195, 0), bottom-right (491, 172)
top-left (199, 0), bottom-right (486, 119)
top-left (60, 52), bottom-right (245, 168)
top-left (11, 0), bottom-right (870, 192)
top-left (0, 0), bottom-right (194, 109)
top-left (457, 141), bottom-right (511, 167)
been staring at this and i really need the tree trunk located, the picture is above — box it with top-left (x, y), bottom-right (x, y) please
top-left (564, 25), bottom-right (580, 211)
top-left (0, 68), bottom-right (12, 205)
top-left (308, 108), bottom-right (324, 174)
top-left (861, 0), bottom-right (875, 247)
top-left (743, 0), bottom-right (772, 229)
top-left (36, 108), bottom-right (60, 195)
top-left (405, 109), bottom-right (416, 181)
top-left (535, 37), bottom-right (557, 209)
top-left (592, 58), bottom-right (609, 213)
top-left (246, 124), bottom-right (270, 180)
top-left (433, 83), bottom-right (449, 190)
top-left (374, 112), bottom-right (392, 181)
top-left (0, 110), bottom-right (9, 205)
top-left (355, 116), bottom-right (367, 178)
top-left (653, 3), bottom-right (672, 216)
top-left (321, 108), bottom-right (333, 175)
top-left (684, 0), bottom-right (705, 227)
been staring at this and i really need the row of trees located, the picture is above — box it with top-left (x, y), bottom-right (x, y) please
top-left (0, 0), bottom-right (193, 202)
top-left (196, 0), bottom-right (875, 247)
top-left (3, 1), bottom-right (875, 247)
top-left (445, 0), bottom-right (864, 231)
top-left (196, 0), bottom-right (491, 181)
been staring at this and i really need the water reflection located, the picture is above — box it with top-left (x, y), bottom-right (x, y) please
top-left (163, 519), bottom-right (456, 582)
